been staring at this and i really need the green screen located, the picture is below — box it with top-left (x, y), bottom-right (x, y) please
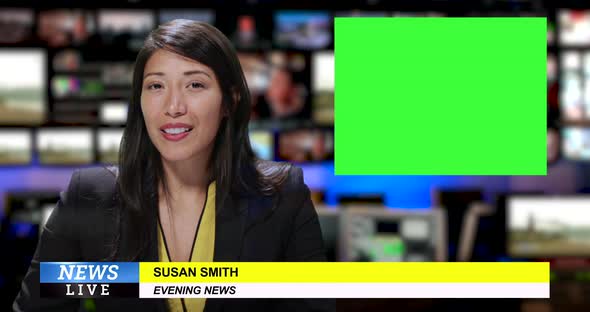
top-left (335, 17), bottom-right (546, 175)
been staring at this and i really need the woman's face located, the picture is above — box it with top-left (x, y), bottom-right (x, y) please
top-left (141, 49), bottom-right (223, 163)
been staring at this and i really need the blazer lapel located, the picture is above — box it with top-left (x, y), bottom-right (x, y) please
top-left (212, 190), bottom-right (248, 262)
top-left (204, 189), bottom-right (248, 312)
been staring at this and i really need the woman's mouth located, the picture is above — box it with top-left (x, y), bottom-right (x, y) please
top-left (160, 126), bottom-right (193, 141)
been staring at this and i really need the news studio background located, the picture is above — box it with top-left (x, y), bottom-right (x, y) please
top-left (0, 0), bottom-right (584, 311)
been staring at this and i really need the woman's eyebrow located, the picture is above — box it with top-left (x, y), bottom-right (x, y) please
top-left (184, 70), bottom-right (212, 79)
top-left (143, 72), bottom-right (164, 79)
top-left (143, 70), bottom-right (212, 79)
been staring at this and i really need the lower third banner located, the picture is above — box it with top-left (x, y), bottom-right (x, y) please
top-left (40, 262), bottom-right (550, 298)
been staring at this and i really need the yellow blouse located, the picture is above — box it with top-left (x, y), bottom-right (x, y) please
top-left (158, 181), bottom-right (216, 312)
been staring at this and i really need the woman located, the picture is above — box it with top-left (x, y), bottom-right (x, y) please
top-left (14, 20), bottom-right (333, 312)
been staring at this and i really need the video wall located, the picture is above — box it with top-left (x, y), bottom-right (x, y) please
top-left (0, 8), bottom-right (340, 166)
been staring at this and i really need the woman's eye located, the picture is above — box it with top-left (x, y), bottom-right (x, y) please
top-left (189, 82), bottom-right (204, 89)
top-left (147, 83), bottom-right (162, 90)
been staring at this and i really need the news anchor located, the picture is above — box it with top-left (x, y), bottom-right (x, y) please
top-left (14, 20), bottom-right (334, 312)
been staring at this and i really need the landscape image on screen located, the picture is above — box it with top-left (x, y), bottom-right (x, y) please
top-left (0, 50), bottom-right (45, 125)
top-left (0, 130), bottom-right (31, 165)
top-left (98, 129), bottom-right (123, 164)
top-left (509, 197), bottom-right (590, 257)
top-left (37, 129), bottom-right (92, 165)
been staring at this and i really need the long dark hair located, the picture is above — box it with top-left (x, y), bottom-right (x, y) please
top-left (112, 20), bottom-right (291, 261)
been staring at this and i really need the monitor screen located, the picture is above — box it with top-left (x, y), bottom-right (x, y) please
top-left (51, 75), bottom-right (104, 99)
top-left (312, 51), bottom-right (334, 125)
top-left (37, 9), bottom-right (95, 47)
top-left (53, 49), bottom-right (82, 72)
top-left (98, 128), bottom-right (123, 164)
top-left (562, 127), bottom-right (590, 160)
top-left (0, 49), bottom-right (46, 125)
top-left (278, 128), bottom-right (333, 162)
top-left (274, 11), bottom-right (332, 50)
top-left (238, 51), bottom-right (310, 121)
top-left (508, 196), bottom-right (590, 258)
top-left (100, 101), bottom-right (128, 125)
top-left (37, 128), bottom-right (93, 165)
top-left (559, 51), bottom-right (590, 121)
top-left (97, 10), bottom-right (155, 51)
top-left (226, 14), bottom-right (272, 50)
top-left (0, 9), bottom-right (34, 44)
top-left (101, 62), bottom-right (134, 87)
top-left (341, 208), bottom-right (445, 262)
top-left (249, 130), bottom-right (274, 160)
top-left (0, 130), bottom-right (32, 165)
top-left (312, 51), bottom-right (334, 93)
top-left (559, 10), bottom-right (590, 46)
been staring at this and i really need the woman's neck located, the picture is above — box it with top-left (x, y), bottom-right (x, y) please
top-left (159, 155), bottom-right (210, 203)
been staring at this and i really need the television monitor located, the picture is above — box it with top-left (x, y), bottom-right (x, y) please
top-left (51, 75), bottom-right (104, 99)
top-left (278, 128), bottom-right (333, 162)
top-left (0, 9), bottom-right (34, 44)
top-left (0, 130), bottom-right (32, 165)
top-left (100, 101), bottom-right (128, 125)
top-left (311, 51), bottom-right (333, 93)
top-left (559, 10), bottom-right (590, 46)
top-left (101, 62), bottom-right (134, 87)
top-left (311, 51), bottom-right (334, 125)
top-left (227, 14), bottom-right (272, 50)
top-left (0, 49), bottom-right (46, 125)
top-left (562, 127), bottom-right (590, 161)
top-left (97, 10), bottom-right (155, 51)
top-left (97, 128), bottom-right (123, 164)
top-left (37, 128), bottom-right (93, 165)
top-left (508, 195), bottom-right (590, 258)
top-left (52, 100), bottom-right (99, 125)
top-left (249, 130), bottom-right (273, 160)
top-left (560, 51), bottom-right (587, 121)
top-left (53, 49), bottom-right (82, 72)
top-left (274, 11), bottom-right (331, 50)
top-left (340, 207), bottom-right (446, 262)
top-left (37, 9), bottom-right (94, 47)
top-left (238, 51), bottom-right (310, 121)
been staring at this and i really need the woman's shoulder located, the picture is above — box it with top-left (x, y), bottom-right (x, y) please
top-left (255, 160), bottom-right (305, 195)
top-left (69, 165), bottom-right (119, 203)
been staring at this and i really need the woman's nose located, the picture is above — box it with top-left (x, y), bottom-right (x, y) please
top-left (165, 90), bottom-right (187, 117)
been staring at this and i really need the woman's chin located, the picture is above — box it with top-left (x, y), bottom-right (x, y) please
top-left (159, 153), bottom-right (195, 163)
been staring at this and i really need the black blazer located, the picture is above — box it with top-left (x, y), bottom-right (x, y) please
top-left (13, 162), bottom-right (335, 312)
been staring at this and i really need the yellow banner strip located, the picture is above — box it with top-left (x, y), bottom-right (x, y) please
top-left (139, 262), bottom-right (549, 283)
